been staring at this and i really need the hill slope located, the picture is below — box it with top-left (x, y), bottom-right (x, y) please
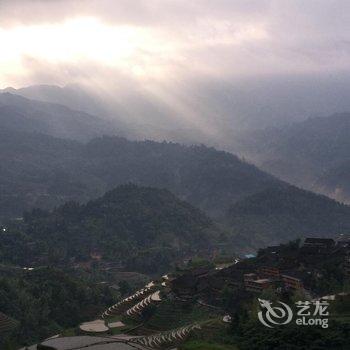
top-left (0, 92), bottom-right (118, 141)
top-left (0, 268), bottom-right (113, 345)
top-left (316, 160), bottom-right (350, 203)
top-left (0, 130), bottom-right (284, 219)
top-left (0, 128), bottom-right (94, 218)
top-left (232, 112), bottom-right (350, 203)
top-left (228, 186), bottom-right (350, 249)
top-left (80, 136), bottom-right (284, 218)
top-left (2, 185), bottom-right (227, 272)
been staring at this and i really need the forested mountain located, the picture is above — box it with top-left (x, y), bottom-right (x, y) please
top-left (0, 92), bottom-right (118, 141)
top-left (232, 113), bottom-right (350, 203)
top-left (316, 160), bottom-right (350, 203)
top-left (0, 128), bottom-right (284, 219)
top-left (1, 91), bottom-right (349, 253)
top-left (3, 183), bottom-right (350, 269)
top-left (228, 185), bottom-right (350, 249)
top-left (79, 136), bottom-right (284, 218)
top-left (1, 185), bottom-right (227, 272)
top-left (0, 128), bottom-right (91, 218)
top-left (0, 268), bottom-right (113, 345)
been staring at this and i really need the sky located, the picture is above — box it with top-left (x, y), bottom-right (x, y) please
top-left (1, 0), bottom-right (350, 87)
top-left (1, 0), bottom-right (350, 135)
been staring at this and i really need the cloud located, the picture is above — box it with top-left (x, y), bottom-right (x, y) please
top-left (1, 0), bottom-right (349, 82)
top-left (1, 0), bottom-right (350, 139)
top-left (0, 1), bottom-right (268, 27)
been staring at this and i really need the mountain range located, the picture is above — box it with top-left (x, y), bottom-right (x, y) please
top-left (0, 111), bottom-right (284, 219)
top-left (232, 112), bottom-right (350, 204)
top-left (1, 90), bottom-right (350, 251)
top-left (2, 184), bottom-right (226, 273)
top-left (228, 185), bottom-right (350, 249)
top-left (0, 92), bottom-right (118, 141)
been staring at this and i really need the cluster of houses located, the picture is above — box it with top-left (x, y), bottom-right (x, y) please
top-left (243, 237), bottom-right (350, 294)
top-left (244, 267), bottom-right (303, 293)
top-left (169, 237), bottom-right (350, 300)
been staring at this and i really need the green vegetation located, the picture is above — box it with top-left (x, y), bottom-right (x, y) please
top-left (2, 115), bottom-right (350, 251)
top-left (232, 319), bottom-right (349, 350)
top-left (0, 267), bottom-right (114, 347)
top-left (145, 300), bottom-right (217, 331)
top-left (180, 340), bottom-right (238, 350)
top-left (1, 94), bottom-right (350, 349)
top-left (228, 186), bottom-right (350, 249)
top-left (235, 112), bottom-right (350, 203)
top-left (0, 184), bottom-right (228, 273)
top-left (176, 293), bottom-right (350, 350)
top-left (187, 257), bottom-right (215, 269)
top-left (0, 127), bottom-right (283, 219)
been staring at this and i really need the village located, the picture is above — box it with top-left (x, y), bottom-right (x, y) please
top-left (170, 236), bottom-right (350, 301)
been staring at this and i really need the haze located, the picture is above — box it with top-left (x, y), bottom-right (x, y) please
top-left (1, 0), bottom-right (350, 140)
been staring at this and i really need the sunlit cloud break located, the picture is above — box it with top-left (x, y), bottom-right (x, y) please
top-left (1, 0), bottom-right (350, 137)
top-left (0, 17), bottom-right (172, 82)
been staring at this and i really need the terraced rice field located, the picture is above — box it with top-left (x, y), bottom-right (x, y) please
top-left (0, 311), bottom-right (17, 335)
top-left (131, 323), bottom-right (201, 349)
top-left (102, 284), bottom-right (157, 319)
top-left (126, 291), bottom-right (162, 317)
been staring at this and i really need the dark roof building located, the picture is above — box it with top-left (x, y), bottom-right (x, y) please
top-left (301, 238), bottom-right (335, 255)
top-left (303, 238), bottom-right (335, 247)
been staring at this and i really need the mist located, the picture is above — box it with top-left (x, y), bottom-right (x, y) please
top-left (1, 0), bottom-right (350, 146)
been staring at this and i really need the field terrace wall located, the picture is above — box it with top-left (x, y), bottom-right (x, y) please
top-left (125, 291), bottom-right (162, 318)
top-left (102, 283), bottom-right (158, 319)
top-left (0, 311), bottom-right (17, 340)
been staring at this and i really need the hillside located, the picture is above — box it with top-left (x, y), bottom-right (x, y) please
top-left (1, 185), bottom-right (227, 273)
top-left (0, 267), bottom-right (113, 346)
top-left (228, 186), bottom-right (350, 249)
top-left (1, 85), bottom-right (109, 118)
top-left (316, 160), bottom-right (350, 203)
top-left (0, 128), bottom-right (94, 218)
top-left (22, 238), bottom-right (350, 350)
top-left (232, 113), bottom-right (350, 203)
top-left (0, 129), bottom-right (284, 219)
top-left (80, 136), bottom-right (284, 218)
top-left (0, 92), bottom-right (118, 141)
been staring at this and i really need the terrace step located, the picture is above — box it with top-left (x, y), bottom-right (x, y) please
top-left (130, 323), bottom-right (201, 349)
top-left (125, 291), bottom-right (162, 318)
top-left (102, 283), bottom-right (157, 319)
top-left (0, 312), bottom-right (17, 335)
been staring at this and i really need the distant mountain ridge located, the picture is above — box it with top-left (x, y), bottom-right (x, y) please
top-left (1, 89), bottom-right (349, 252)
top-left (232, 112), bottom-right (350, 203)
top-left (1, 85), bottom-right (108, 118)
top-left (0, 126), bottom-right (285, 219)
top-left (316, 160), bottom-right (350, 203)
top-left (0, 92), bottom-right (119, 141)
top-left (2, 184), bottom-right (227, 273)
top-left (0, 91), bottom-right (287, 219)
top-left (228, 185), bottom-right (350, 249)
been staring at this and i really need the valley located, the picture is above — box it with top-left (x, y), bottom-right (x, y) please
top-left (231, 113), bottom-right (350, 204)
top-left (17, 237), bottom-right (350, 350)
top-left (0, 91), bottom-right (349, 350)
top-left (1, 2), bottom-right (350, 349)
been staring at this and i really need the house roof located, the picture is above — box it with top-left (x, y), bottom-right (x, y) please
top-left (304, 238), bottom-right (335, 245)
top-left (254, 279), bottom-right (271, 284)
